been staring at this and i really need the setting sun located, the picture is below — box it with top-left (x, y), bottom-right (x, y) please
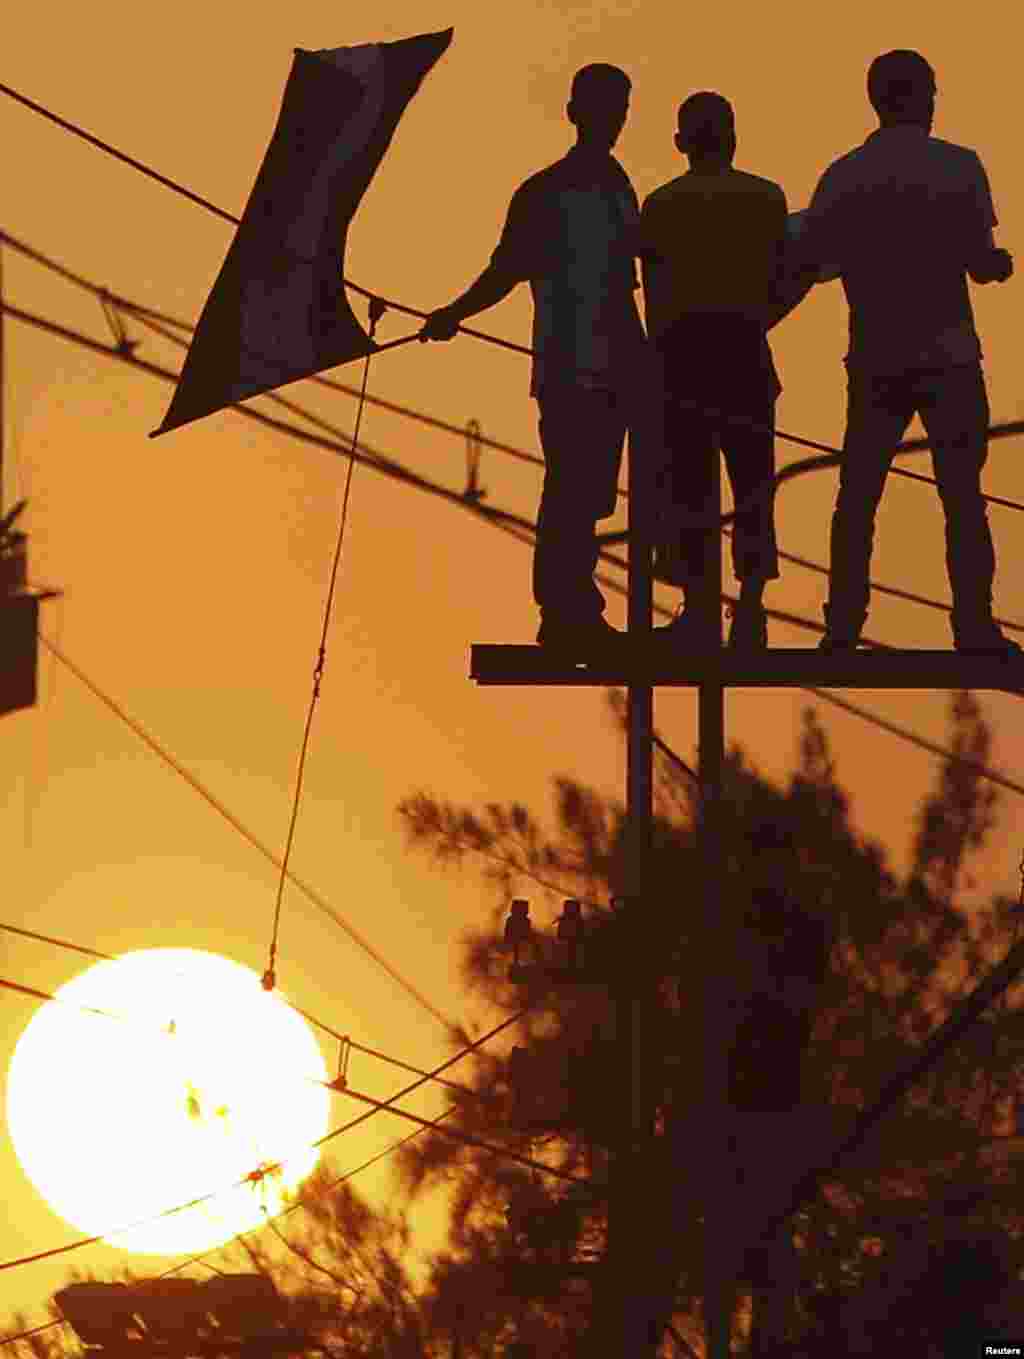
top-left (6, 949), bottom-right (330, 1255)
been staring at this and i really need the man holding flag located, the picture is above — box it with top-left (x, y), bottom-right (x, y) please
top-left (419, 63), bottom-right (646, 656)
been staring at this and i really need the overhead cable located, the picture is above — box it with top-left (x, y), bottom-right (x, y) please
top-left (2, 226), bottom-right (1021, 639)
top-left (0, 81), bottom-right (1022, 512)
top-left (0, 1008), bottom-right (533, 1276)
top-left (0, 922), bottom-right (485, 1102)
top-left (5, 224), bottom-right (1023, 522)
top-left (3, 299), bottom-right (1021, 811)
top-left (0, 1104), bottom-right (461, 1349)
top-left (21, 621), bottom-right (453, 1034)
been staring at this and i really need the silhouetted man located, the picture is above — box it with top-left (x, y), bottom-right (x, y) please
top-left (639, 92), bottom-right (785, 649)
top-left (419, 64), bottom-right (646, 655)
top-left (775, 49), bottom-right (1020, 655)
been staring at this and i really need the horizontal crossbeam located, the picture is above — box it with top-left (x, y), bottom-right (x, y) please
top-left (470, 645), bottom-right (1024, 694)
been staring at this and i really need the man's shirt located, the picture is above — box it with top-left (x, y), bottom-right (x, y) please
top-left (488, 145), bottom-right (646, 397)
top-left (797, 126), bottom-right (999, 375)
top-left (639, 168), bottom-right (787, 402)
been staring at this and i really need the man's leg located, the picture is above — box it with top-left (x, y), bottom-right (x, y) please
top-left (914, 364), bottom-right (999, 645)
top-left (824, 370), bottom-right (916, 643)
top-left (533, 383), bottom-right (626, 629)
top-left (720, 393), bottom-right (780, 641)
top-left (654, 382), bottom-right (717, 617)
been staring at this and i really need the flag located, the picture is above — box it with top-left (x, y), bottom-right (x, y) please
top-left (150, 27), bottom-right (454, 439)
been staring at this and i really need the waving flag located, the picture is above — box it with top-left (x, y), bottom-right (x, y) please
top-left (150, 28), bottom-right (453, 439)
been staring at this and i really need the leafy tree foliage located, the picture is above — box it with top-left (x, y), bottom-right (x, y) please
top-left (392, 689), bottom-right (1024, 1354)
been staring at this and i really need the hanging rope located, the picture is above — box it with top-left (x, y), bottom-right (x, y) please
top-left (262, 295), bottom-right (386, 993)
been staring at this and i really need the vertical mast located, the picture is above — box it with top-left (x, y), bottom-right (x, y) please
top-left (1, 241), bottom-right (5, 519)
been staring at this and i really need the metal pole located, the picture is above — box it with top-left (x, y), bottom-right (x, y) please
top-left (1, 242), bottom-right (5, 517)
top-left (612, 354), bottom-right (656, 1355)
top-left (699, 436), bottom-right (733, 1359)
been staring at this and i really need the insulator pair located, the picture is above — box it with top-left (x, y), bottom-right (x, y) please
top-left (504, 898), bottom-right (587, 971)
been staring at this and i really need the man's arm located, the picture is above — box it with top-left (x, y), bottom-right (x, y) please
top-left (420, 184), bottom-right (536, 341)
top-left (967, 227), bottom-right (1014, 284)
top-left (964, 154), bottom-right (1013, 284)
top-left (764, 219), bottom-right (823, 333)
top-left (765, 173), bottom-right (840, 332)
top-left (418, 263), bottom-right (522, 340)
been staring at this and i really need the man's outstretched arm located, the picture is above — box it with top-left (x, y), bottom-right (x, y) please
top-left (765, 180), bottom-right (840, 331)
top-left (420, 185), bottom-right (536, 342)
top-left (764, 256), bottom-right (822, 332)
top-left (418, 262), bottom-right (523, 341)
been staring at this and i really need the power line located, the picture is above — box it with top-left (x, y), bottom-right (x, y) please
top-left (0, 923), bottom-right (487, 1103)
top-left (3, 226), bottom-right (1022, 642)
top-left (0, 975), bottom-right (130, 1026)
top-left (0, 79), bottom-right (1022, 510)
top-left (4, 221), bottom-right (1024, 521)
top-left (0, 921), bottom-right (108, 961)
top-left (0, 1007), bottom-right (534, 1277)
top-left (23, 626), bottom-right (453, 1034)
top-left (0, 1104), bottom-right (462, 1350)
top-left (719, 526), bottom-right (1024, 638)
top-left (331, 1084), bottom-right (584, 1184)
top-left (131, 304), bottom-right (1024, 634)
top-left (0, 956), bottom-right (565, 1193)
top-left (4, 299), bottom-right (1020, 813)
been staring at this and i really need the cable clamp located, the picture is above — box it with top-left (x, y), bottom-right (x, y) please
top-left (98, 289), bottom-right (139, 356)
top-left (463, 419), bottom-right (488, 502)
top-left (368, 296), bottom-right (387, 335)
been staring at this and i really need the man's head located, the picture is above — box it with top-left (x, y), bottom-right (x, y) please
top-left (675, 91), bottom-right (736, 165)
top-left (867, 50), bottom-right (936, 129)
top-left (567, 64), bottom-right (631, 151)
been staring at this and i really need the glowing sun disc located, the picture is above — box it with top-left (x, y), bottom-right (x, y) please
top-left (6, 949), bottom-right (330, 1255)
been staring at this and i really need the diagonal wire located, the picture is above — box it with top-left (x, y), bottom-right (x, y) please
top-left (3, 226), bottom-right (1022, 640)
top-left (0, 80), bottom-right (1022, 506)
top-left (5, 224), bottom-right (1023, 517)
top-left (0, 921), bottom-right (108, 961)
top-left (4, 300), bottom-right (1022, 810)
top-left (0, 1007), bottom-right (542, 1278)
top-left (0, 1101), bottom-right (460, 1350)
top-left (129, 303), bottom-right (1024, 639)
top-left (0, 922), bottom-right (486, 1102)
top-left (23, 627), bottom-right (452, 1032)
top-left (0, 969), bottom-right (548, 1331)
top-left (5, 221), bottom-right (1024, 521)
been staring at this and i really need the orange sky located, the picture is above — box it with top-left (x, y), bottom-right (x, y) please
top-left (2, 0), bottom-right (1024, 1333)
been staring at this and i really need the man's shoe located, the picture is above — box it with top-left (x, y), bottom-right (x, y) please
top-left (953, 625), bottom-right (1024, 658)
top-left (536, 613), bottom-right (623, 655)
top-left (655, 606), bottom-right (706, 647)
top-left (821, 604), bottom-right (865, 654)
top-left (727, 600), bottom-right (768, 650)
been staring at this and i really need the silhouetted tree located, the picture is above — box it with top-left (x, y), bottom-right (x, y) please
top-left (391, 688), bottom-right (1024, 1354)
